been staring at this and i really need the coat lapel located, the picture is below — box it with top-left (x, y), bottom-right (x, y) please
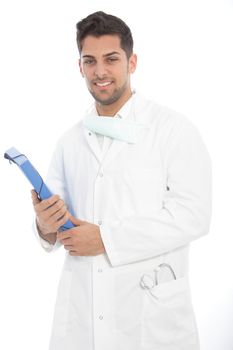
top-left (82, 92), bottom-right (148, 167)
top-left (83, 127), bottom-right (103, 164)
top-left (83, 125), bottom-right (128, 166)
top-left (103, 94), bottom-right (149, 167)
top-left (102, 137), bottom-right (128, 167)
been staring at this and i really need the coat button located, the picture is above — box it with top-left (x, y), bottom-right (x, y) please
top-left (98, 219), bottom-right (102, 225)
top-left (98, 268), bottom-right (103, 273)
top-left (99, 315), bottom-right (104, 320)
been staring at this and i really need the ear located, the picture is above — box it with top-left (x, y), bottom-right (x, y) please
top-left (79, 58), bottom-right (84, 78)
top-left (128, 53), bottom-right (137, 74)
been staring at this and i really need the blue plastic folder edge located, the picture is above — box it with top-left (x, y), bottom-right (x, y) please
top-left (4, 147), bottom-right (74, 231)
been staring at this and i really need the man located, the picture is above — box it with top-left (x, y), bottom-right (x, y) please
top-left (32, 11), bottom-right (212, 350)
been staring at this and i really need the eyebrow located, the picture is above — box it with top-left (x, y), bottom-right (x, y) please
top-left (81, 51), bottom-right (121, 59)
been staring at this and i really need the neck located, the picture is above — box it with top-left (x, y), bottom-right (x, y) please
top-left (95, 88), bottom-right (133, 117)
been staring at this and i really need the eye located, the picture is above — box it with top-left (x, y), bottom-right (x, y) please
top-left (107, 57), bottom-right (119, 63)
top-left (83, 59), bottom-right (95, 65)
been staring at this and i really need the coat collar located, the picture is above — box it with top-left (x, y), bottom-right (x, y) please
top-left (83, 91), bottom-right (149, 166)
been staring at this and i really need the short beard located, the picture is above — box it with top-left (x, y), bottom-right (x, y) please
top-left (89, 81), bottom-right (128, 106)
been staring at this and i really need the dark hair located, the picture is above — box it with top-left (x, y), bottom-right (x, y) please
top-left (76, 11), bottom-right (133, 59)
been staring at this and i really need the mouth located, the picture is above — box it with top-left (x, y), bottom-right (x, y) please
top-left (93, 81), bottom-right (113, 90)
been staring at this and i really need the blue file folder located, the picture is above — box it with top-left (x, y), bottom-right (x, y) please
top-left (4, 147), bottom-right (74, 231)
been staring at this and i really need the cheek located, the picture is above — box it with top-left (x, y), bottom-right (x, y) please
top-left (114, 66), bottom-right (128, 81)
top-left (81, 66), bottom-right (93, 79)
top-left (83, 72), bottom-right (93, 86)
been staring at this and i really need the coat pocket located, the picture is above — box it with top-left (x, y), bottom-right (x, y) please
top-left (141, 277), bottom-right (199, 349)
top-left (50, 270), bottom-right (72, 339)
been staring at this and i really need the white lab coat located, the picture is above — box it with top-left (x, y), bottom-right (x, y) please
top-left (37, 92), bottom-right (212, 350)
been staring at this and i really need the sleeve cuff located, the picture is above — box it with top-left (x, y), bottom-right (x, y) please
top-left (99, 223), bottom-right (121, 267)
top-left (32, 218), bottom-right (61, 252)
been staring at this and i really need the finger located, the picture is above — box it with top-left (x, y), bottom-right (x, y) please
top-left (51, 199), bottom-right (67, 215)
top-left (69, 215), bottom-right (86, 226)
top-left (50, 204), bottom-right (67, 221)
top-left (59, 237), bottom-right (73, 245)
top-left (38, 201), bottom-right (67, 224)
top-left (31, 189), bottom-right (41, 205)
top-left (57, 230), bottom-right (73, 240)
top-left (63, 245), bottom-right (73, 251)
top-left (36, 195), bottom-right (61, 212)
top-left (56, 211), bottom-right (72, 228)
top-left (42, 211), bottom-right (70, 234)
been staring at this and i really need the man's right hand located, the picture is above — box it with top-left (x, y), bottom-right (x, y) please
top-left (31, 190), bottom-right (71, 244)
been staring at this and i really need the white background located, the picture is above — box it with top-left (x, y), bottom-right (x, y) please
top-left (0, 0), bottom-right (233, 349)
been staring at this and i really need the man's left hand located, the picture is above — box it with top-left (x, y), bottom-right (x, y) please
top-left (57, 216), bottom-right (106, 256)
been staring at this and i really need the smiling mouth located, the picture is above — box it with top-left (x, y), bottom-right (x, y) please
top-left (94, 81), bottom-right (113, 87)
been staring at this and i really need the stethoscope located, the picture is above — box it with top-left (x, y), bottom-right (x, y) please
top-left (140, 263), bottom-right (177, 291)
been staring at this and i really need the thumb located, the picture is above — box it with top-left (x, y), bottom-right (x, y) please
top-left (69, 215), bottom-right (86, 226)
top-left (31, 189), bottom-right (41, 205)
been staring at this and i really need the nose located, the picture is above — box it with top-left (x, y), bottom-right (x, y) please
top-left (94, 62), bottom-right (108, 78)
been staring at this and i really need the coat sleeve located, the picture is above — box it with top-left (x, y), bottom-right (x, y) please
top-left (33, 140), bottom-right (69, 253)
top-left (100, 117), bottom-right (212, 267)
top-left (32, 217), bottom-right (61, 252)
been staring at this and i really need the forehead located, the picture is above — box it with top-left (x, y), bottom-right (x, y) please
top-left (81, 34), bottom-right (124, 57)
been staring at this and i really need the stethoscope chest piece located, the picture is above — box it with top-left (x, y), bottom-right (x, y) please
top-left (140, 274), bottom-right (155, 290)
top-left (140, 263), bottom-right (177, 291)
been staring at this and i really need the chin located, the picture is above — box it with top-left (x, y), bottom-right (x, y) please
top-left (91, 92), bottom-right (120, 106)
